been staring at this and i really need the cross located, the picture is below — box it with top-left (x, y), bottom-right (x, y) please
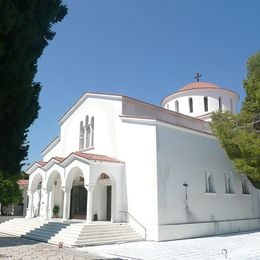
top-left (183, 181), bottom-right (189, 200)
top-left (194, 72), bottom-right (202, 82)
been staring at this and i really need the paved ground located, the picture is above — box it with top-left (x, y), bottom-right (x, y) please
top-left (80, 231), bottom-right (260, 260)
top-left (1, 231), bottom-right (260, 259)
top-left (0, 233), bottom-right (105, 260)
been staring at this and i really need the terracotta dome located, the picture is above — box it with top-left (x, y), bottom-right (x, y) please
top-left (178, 82), bottom-right (220, 92)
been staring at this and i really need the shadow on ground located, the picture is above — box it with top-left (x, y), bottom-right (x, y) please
top-left (0, 236), bottom-right (39, 247)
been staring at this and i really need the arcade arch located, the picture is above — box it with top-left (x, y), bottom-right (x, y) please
top-left (46, 171), bottom-right (63, 218)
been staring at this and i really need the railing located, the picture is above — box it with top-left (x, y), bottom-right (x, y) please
top-left (120, 211), bottom-right (146, 239)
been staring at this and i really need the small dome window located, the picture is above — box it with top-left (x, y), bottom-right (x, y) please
top-left (204, 97), bottom-right (208, 112)
top-left (175, 100), bottom-right (179, 112)
top-left (230, 99), bottom-right (233, 113)
top-left (218, 97), bottom-right (222, 111)
top-left (189, 98), bottom-right (193, 113)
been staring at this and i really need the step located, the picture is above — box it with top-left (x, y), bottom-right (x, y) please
top-left (75, 237), bottom-right (144, 246)
top-left (0, 218), bottom-right (144, 247)
top-left (78, 230), bottom-right (137, 239)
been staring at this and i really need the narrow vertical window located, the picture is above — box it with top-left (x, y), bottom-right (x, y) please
top-left (225, 173), bottom-right (234, 194)
top-left (189, 98), bottom-right (193, 113)
top-left (175, 100), bottom-right (179, 112)
top-left (242, 177), bottom-right (250, 194)
top-left (205, 172), bottom-right (215, 193)
top-left (204, 96), bottom-right (208, 112)
top-left (166, 104), bottom-right (169, 109)
top-left (90, 116), bottom-right (95, 147)
top-left (85, 115), bottom-right (89, 148)
top-left (218, 97), bottom-right (222, 111)
top-left (230, 99), bottom-right (233, 113)
top-left (79, 121), bottom-right (84, 150)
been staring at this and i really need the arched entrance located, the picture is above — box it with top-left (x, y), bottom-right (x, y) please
top-left (96, 173), bottom-right (112, 221)
top-left (70, 176), bottom-right (87, 219)
top-left (28, 173), bottom-right (43, 218)
top-left (35, 181), bottom-right (42, 217)
top-left (46, 171), bottom-right (63, 218)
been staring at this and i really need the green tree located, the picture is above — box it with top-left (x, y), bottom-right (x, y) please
top-left (211, 51), bottom-right (260, 187)
top-left (0, 0), bottom-right (67, 205)
top-left (0, 175), bottom-right (22, 214)
top-left (0, 1), bottom-right (67, 176)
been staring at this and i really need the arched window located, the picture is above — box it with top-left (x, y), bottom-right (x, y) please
top-left (225, 173), bottom-right (234, 194)
top-left (242, 177), bottom-right (250, 194)
top-left (189, 98), bottom-right (193, 113)
top-left (218, 97), bottom-right (222, 111)
top-left (175, 100), bottom-right (179, 112)
top-left (90, 116), bottom-right (95, 147)
top-left (230, 99), bottom-right (233, 113)
top-left (99, 173), bottom-right (110, 180)
top-left (204, 96), bottom-right (208, 112)
top-left (85, 115), bottom-right (89, 148)
top-left (79, 121), bottom-right (84, 150)
top-left (205, 172), bottom-right (215, 193)
top-left (166, 104), bottom-right (169, 109)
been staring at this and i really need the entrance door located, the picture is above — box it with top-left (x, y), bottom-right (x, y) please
top-left (70, 185), bottom-right (87, 219)
top-left (106, 186), bottom-right (112, 221)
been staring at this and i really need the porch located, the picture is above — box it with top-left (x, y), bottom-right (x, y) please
top-left (26, 152), bottom-right (126, 223)
top-left (0, 217), bottom-right (144, 247)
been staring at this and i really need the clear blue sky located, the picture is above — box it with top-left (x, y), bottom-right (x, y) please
top-left (26, 0), bottom-right (260, 167)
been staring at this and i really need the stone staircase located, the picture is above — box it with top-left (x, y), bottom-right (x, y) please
top-left (0, 218), bottom-right (144, 247)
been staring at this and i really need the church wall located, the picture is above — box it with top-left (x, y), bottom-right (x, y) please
top-left (43, 139), bottom-right (61, 162)
top-left (156, 124), bottom-right (260, 240)
top-left (57, 97), bottom-right (122, 158)
top-left (120, 120), bottom-right (159, 240)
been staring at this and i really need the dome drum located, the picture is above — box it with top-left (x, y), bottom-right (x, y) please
top-left (161, 82), bottom-right (239, 122)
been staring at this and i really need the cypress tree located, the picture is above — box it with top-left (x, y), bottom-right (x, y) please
top-left (0, 0), bottom-right (67, 177)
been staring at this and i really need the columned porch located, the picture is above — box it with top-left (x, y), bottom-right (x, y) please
top-left (26, 152), bottom-right (125, 224)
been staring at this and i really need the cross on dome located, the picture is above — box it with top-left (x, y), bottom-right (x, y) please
top-left (194, 72), bottom-right (202, 82)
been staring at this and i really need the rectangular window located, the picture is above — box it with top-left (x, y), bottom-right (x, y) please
top-left (189, 98), bottom-right (193, 113)
top-left (218, 97), bottom-right (222, 111)
top-left (204, 96), bottom-right (208, 112)
top-left (230, 99), bottom-right (233, 113)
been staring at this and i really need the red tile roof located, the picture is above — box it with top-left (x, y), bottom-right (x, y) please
top-left (73, 151), bottom-right (123, 163)
top-left (37, 161), bottom-right (47, 166)
top-left (52, 156), bottom-right (64, 162)
top-left (179, 82), bottom-right (220, 92)
top-left (17, 179), bottom-right (29, 186)
top-left (30, 152), bottom-right (123, 171)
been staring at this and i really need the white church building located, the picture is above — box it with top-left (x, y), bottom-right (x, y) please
top-left (26, 81), bottom-right (260, 241)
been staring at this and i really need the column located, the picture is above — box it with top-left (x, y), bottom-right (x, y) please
top-left (43, 189), bottom-right (51, 220)
top-left (26, 190), bottom-right (34, 218)
top-left (62, 187), bottom-right (71, 221)
top-left (85, 184), bottom-right (96, 223)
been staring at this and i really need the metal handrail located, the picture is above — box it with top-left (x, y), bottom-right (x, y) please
top-left (120, 211), bottom-right (146, 239)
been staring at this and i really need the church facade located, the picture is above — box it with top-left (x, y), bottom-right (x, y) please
top-left (26, 82), bottom-right (260, 241)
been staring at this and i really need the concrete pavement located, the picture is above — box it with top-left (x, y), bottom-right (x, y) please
top-left (80, 231), bottom-right (260, 260)
top-left (1, 230), bottom-right (260, 259)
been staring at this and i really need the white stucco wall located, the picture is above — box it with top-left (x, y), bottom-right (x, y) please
top-left (42, 96), bottom-right (123, 161)
top-left (119, 119), bottom-right (158, 240)
top-left (156, 123), bottom-right (260, 240)
top-left (42, 138), bottom-right (61, 161)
